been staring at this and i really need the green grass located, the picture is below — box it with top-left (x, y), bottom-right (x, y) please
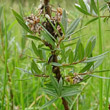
top-left (97, 0), bottom-right (103, 110)
top-left (2, 9), bottom-right (8, 110)
top-left (0, 0), bottom-right (110, 110)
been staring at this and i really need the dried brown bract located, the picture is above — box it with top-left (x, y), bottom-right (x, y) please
top-left (25, 14), bottom-right (42, 33)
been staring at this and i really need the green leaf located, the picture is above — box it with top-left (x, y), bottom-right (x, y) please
top-left (85, 36), bottom-right (96, 57)
top-left (85, 41), bottom-right (92, 57)
top-left (62, 85), bottom-right (80, 97)
top-left (16, 67), bottom-right (32, 75)
top-left (40, 98), bottom-right (57, 109)
top-left (26, 35), bottom-right (41, 41)
top-left (59, 22), bottom-right (65, 35)
top-left (50, 75), bottom-right (59, 94)
top-left (61, 9), bottom-right (68, 33)
top-left (78, 0), bottom-right (87, 11)
top-left (39, 24), bottom-right (56, 41)
top-left (32, 41), bottom-right (43, 59)
top-left (32, 41), bottom-right (39, 57)
top-left (31, 60), bottom-right (41, 74)
top-left (41, 31), bottom-right (55, 47)
top-left (47, 18), bottom-right (61, 37)
top-left (43, 88), bottom-right (57, 97)
top-left (64, 42), bottom-right (76, 48)
top-left (75, 4), bottom-right (91, 16)
top-left (74, 40), bottom-right (84, 61)
top-left (61, 89), bottom-right (80, 97)
top-left (78, 42), bottom-right (84, 60)
top-left (66, 18), bottom-right (80, 37)
top-left (89, 74), bottom-right (110, 79)
top-left (58, 78), bottom-right (63, 96)
top-left (79, 62), bottom-right (93, 73)
top-left (69, 50), bottom-right (74, 64)
top-left (12, 9), bottom-right (33, 34)
top-left (90, 59), bottom-right (104, 71)
top-left (85, 17), bottom-right (98, 26)
top-left (90, 0), bottom-right (98, 14)
top-left (74, 39), bottom-right (81, 61)
top-left (84, 52), bottom-right (108, 63)
top-left (64, 97), bottom-right (73, 105)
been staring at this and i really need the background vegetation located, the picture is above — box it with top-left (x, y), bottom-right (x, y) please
top-left (0, 0), bottom-right (110, 110)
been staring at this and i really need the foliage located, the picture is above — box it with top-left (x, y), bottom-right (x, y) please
top-left (12, 0), bottom-right (110, 109)
top-left (0, 0), bottom-right (110, 110)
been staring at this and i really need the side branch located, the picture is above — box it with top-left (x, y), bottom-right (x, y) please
top-left (62, 57), bottom-right (86, 66)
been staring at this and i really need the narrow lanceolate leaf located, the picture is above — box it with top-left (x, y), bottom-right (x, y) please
top-left (74, 40), bottom-right (84, 61)
top-left (50, 75), bottom-right (59, 93)
top-left (32, 41), bottom-right (39, 57)
top-left (58, 78), bottom-right (63, 96)
top-left (26, 35), bottom-right (41, 41)
top-left (83, 51), bottom-right (108, 63)
top-left (39, 24), bottom-right (56, 41)
top-left (61, 89), bottom-right (80, 97)
top-left (85, 36), bottom-right (96, 57)
top-left (66, 18), bottom-right (80, 37)
top-left (74, 39), bottom-right (81, 61)
top-left (78, 0), bottom-right (87, 11)
top-left (64, 97), bottom-right (73, 105)
top-left (61, 9), bottom-right (68, 33)
top-left (40, 98), bottom-right (57, 109)
top-left (69, 50), bottom-right (74, 64)
top-left (90, 59), bottom-right (104, 71)
top-left (78, 42), bottom-right (84, 60)
top-left (75, 4), bottom-right (91, 16)
top-left (32, 41), bottom-right (43, 59)
top-left (85, 17), bottom-right (98, 26)
top-left (12, 9), bottom-right (33, 34)
top-left (90, 0), bottom-right (98, 14)
top-left (59, 22), bottom-right (65, 35)
top-left (79, 62), bottom-right (93, 73)
top-left (31, 60), bottom-right (41, 74)
top-left (89, 74), bottom-right (110, 79)
top-left (41, 31), bottom-right (55, 47)
top-left (85, 41), bottom-right (92, 57)
top-left (43, 88), bottom-right (57, 97)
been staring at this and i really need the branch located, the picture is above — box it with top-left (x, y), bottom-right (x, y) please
top-left (91, 15), bottom-right (110, 18)
top-left (57, 35), bottom-right (64, 48)
top-left (62, 58), bottom-right (86, 66)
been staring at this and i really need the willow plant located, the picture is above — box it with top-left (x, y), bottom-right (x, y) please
top-left (12, 0), bottom-right (109, 109)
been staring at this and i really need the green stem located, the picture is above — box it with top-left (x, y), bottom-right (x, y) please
top-left (97, 0), bottom-right (103, 110)
top-left (2, 9), bottom-right (8, 110)
top-left (105, 79), bottom-right (110, 110)
top-left (15, 48), bottom-right (25, 109)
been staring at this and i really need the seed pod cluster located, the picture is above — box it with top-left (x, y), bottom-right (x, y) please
top-left (25, 14), bottom-right (42, 33)
top-left (25, 5), bottom-right (63, 38)
top-left (66, 74), bottom-right (83, 84)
